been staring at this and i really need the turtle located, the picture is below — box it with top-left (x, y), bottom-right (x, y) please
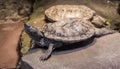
top-left (24, 19), bottom-right (115, 61)
top-left (45, 5), bottom-right (107, 28)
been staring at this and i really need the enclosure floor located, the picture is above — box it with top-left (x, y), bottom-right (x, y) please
top-left (22, 33), bottom-right (120, 69)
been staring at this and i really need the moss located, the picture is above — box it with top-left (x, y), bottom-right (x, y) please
top-left (29, 6), bottom-right (45, 25)
top-left (21, 32), bottom-right (30, 55)
top-left (21, 6), bottom-right (45, 55)
top-left (28, 6), bottom-right (45, 27)
top-left (31, 7), bottom-right (45, 19)
top-left (106, 18), bottom-right (113, 28)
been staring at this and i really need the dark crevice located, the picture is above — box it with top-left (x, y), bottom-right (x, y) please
top-left (17, 0), bottom-right (35, 69)
top-left (117, 3), bottom-right (120, 15)
top-left (18, 0), bottom-right (35, 17)
top-left (17, 31), bottom-right (23, 69)
top-left (32, 37), bottom-right (95, 55)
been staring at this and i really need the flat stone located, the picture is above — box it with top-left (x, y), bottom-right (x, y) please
top-left (0, 23), bottom-right (23, 68)
top-left (21, 33), bottom-right (120, 69)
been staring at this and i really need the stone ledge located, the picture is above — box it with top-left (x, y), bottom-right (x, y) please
top-left (21, 33), bottom-right (120, 69)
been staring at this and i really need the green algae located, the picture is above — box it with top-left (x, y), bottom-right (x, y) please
top-left (21, 5), bottom-right (45, 54)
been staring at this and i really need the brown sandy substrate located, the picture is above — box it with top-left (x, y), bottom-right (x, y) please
top-left (0, 23), bottom-right (23, 68)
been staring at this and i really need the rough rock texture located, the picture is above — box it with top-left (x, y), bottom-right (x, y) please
top-left (0, 23), bottom-right (23, 68)
top-left (21, 33), bottom-right (120, 69)
top-left (0, 0), bottom-right (34, 24)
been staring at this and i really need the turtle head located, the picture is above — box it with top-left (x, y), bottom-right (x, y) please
top-left (24, 23), bottom-right (44, 40)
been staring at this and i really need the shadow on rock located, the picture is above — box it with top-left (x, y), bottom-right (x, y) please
top-left (54, 37), bottom-right (96, 55)
top-left (31, 37), bottom-right (96, 55)
top-left (20, 61), bottom-right (33, 69)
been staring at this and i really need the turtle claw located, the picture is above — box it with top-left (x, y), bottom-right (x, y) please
top-left (40, 55), bottom-right (49, 61)
top-left (40, 44), bottom-right (54, 61)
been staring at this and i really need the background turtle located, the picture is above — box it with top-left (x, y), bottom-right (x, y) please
top-left (45, 5), bottom-right (107, 28)
top-left (24, 19), bottom-right (115, 61)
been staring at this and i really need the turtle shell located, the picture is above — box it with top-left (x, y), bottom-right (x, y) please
top-left (45, 5), bottom-right (95, 22)
top-left (42, 19), bottom-right (95, 43)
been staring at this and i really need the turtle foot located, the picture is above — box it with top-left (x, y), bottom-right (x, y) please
top-left (40, 55), bottom-right (49, 61)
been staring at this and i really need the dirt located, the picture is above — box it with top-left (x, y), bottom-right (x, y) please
top-left (0, 23), bottom-right (23, 68)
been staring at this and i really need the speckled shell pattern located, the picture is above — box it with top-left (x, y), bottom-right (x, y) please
top-left (42, 19), bottom-right (95, 43)
top-left (45, 5), bottom-right (95, 22)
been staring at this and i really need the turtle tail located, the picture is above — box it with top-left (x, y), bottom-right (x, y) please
top-left (94, 28), bottom-right (117, 37)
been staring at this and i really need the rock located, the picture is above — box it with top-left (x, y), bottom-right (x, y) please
top-left (0, 23), bottom-right (23, 68)
top-left (0, 0), bottom-right (34, 24)
top-left (21, 33), bottom-right (120, 69)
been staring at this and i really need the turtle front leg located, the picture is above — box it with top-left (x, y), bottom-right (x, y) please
top-left (40, 43), bottom-right (54, 61)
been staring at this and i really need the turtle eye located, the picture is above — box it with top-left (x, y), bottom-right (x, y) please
top-left (29, 27), bottom-right (37, 32)
top-left (38, 31), bottom-right (44, 37)
top-left (56, 33), bottom-right (61, 36)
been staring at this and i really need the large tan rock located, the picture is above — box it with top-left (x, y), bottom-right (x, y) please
top-left (21, 33), bottom-right (120, 69)
top-left (0, 23), bottom-right (23, 68)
